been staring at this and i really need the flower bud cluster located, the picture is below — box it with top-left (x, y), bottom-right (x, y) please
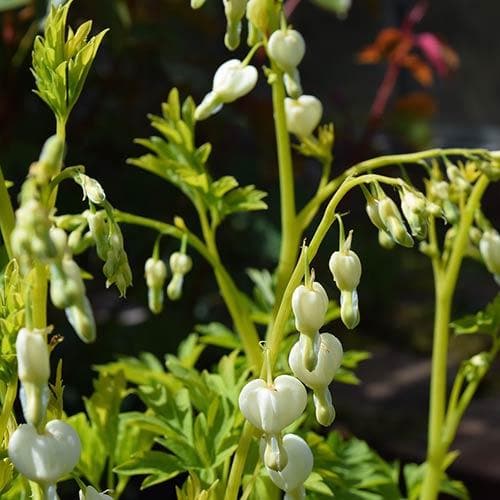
top-left (329, 230), bottom-right (362, 329)
top-left (11, 199), bottom-right (57, 270)
top-left (167, 251), bottom-right (193, 301)
top-left (195, 59), bottom-right (258, 121)
top-left (290, 278), bottom-right (343, 426)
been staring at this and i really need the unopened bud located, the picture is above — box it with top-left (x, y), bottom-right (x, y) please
top-left (378, 229), bottom-right (395, 249)
top-left (167, 273), bottom-right (184, 301)
top-left (65, 296), bottom-right (96, 343)
top-left (329, 231), bottom-right (362, 292)
top-left (283, 69), bottom-right (302, 99)
top-left (169, 252), bottom-right (193, 275)
top-left (263, 435), bottom-right (288, 472)
top-left (223, 0), bottom-right (247, 50)
top-left (76, 174), bottom-right (106, 205)
top-left (340, 290), bottom-right (360, 329)
top-left (479, 229), bottom-right (500, 279)
top-left (291, 282), bottom-right (328, 336)
top-left (246, 0), bottom-right (268, 33)
top-left (313, 387), bottom-right (335, 427)
top-left (145, 258), bottom-right (167, 314)
top-left (268, 29), bottom-right (305, 74)
top-left (16, 328), bottom-right (50, 386)
top-left (378, 197), bottom-right (414, 248)
top-left (50, 258), bottom-right (85, 309)
top-left (86, 211), bottom-right (109, 260)
top-left (31, 135), bottom-right (64, 183)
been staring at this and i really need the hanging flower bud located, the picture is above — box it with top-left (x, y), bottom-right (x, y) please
top-left (329, 230), bottom-right (362, 292)
top-left (288, 333), bottom-right (343, 391)
top-left (284, 95), bottom-right (323, 137)
top-left (479, 229), bottom-right (500, 282)
top-left (102, 224), bottom-right (132, 296)
top-left (378, 229), bottom-right (395, 249)
top-left (30, 135), bottom-right (64, 184)
top-left (267, 29), bottom-right (306, 74)
top-left (399, 188), bottom-right (428, 239)
top-left (313, 387), bottom-right (336, 427)
top-left (246, 0), bottom-right (268, 33)
top-left (16, 328), bottom-right (50, 387)
top-left (75, 174), bottom-right (106, 205)
top-left (170, 252), bottom-right (193, 275)
top-left (49, 227), bottom-right (68, 259)
top-left (283, 69), bottom-right (302, 99)
top-left (8, 420), bottom-right (81, 484)
top-left (223, 0), bottom-right (247, 50)
top-left (86, 211), bottom-right (109, 260)
top-left (50, 258), bottom-right (86, 309)
top-left (238, 375), bottom-right (307, 435)
top-left (145, 257), bottom-right (167, 314)
top-left (446, 164), bottom-right (470, 192)
top-left (263, 434), bottom-right (288, 472)
top-left (65, 296), bottom-right (96, 343)
top-left (79, 486), bottom-right (113, 500)
top-left (191, 0), bottom-right (206, 7)
top-left (266, 434), bottom-right (313, 497)
top-left (167, 273), bottom-right (184, 301)
top-left (195, 60), bottom-right (258, 121)
top-left (291, 281), bottom-right (328, 336)
top-left (340, 289), bottom-right (360, 329)
top-left (378, 197), bottom-right (414, 248)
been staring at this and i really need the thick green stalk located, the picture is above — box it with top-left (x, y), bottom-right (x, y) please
top-left (271, 65), bottom-right (299, 301)
top-left (0, 165), bottom-right (15, 259)
top-left (420, 175), bottom-right (490, 500)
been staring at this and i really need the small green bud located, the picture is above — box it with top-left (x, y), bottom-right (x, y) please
top-left (246, 0), bottom-right (268, 33)
top-left (223, 0), bottom-right (247, 50)
top-left (86, 211), bottom-right (109, 260)
top-left (340, 290), bottom-right (360, 329)
top-left (145, 258), bottom-right (168, 314)
top-left (378, 229), bottom-right (395, 249)
top-left (167, 273), bottom-right (184, 301)
top-left (263, 435), bottom-right (288, 472)
top-left (283, 69), bottom-right (302, 99)
top-left (190, 0), bottom-right (206, 7)
top-left (50, 258), bottom-right (86, 309)
top-left (400, 188), bottom-right (428, 239)
top-left (30, 135), bottom-right (64, 184)
top-left (49, 227), bottom-right (68, 258)
top-left (313, 387), bottom-right (336, 427)
top-left (443, 200), bottom-right (460, 225)
top-left (247, 20), bottom-right (261, 46)
top-left (365, 197), bottom-right (385, 231)
top-left (378, 197), bottom-right (414, 247)
top-left (76, 174), bottom-right (106, 205)
top-left (446, 164), bottom-right (470, 192)
top-left (65, 296), bottom-right (96, 343)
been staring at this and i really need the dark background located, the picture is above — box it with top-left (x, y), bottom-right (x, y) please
top-left (1, 0), bottom-right (500, 497)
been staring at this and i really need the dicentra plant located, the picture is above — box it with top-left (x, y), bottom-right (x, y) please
top-left (0, 1), bottom-right (499, 499)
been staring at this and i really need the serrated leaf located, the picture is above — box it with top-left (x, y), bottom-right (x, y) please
top-left (114, 450), bottom-right (183, 481)
top-left (196, 322), bottom-right (241, 350)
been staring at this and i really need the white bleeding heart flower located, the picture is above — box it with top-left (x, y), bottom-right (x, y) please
top-left (267, 29), bottom-right (306, 73)
top-left (238, 375), bottom-right (307, 434)
top-left (79, 485), bottom-right (113, 500)
top-left (329, 231), bottom-right (362, 292)
top-left (195, 60), bottom-right (258, 120)
top-left (285, 95), bottom-right (322, 137)
top-left (8, 419), bottom-right (81, 484)
top-left (292, 282), bottom-right (328, 336)
top-left (289, 333), bottom-right (343, 390)
top-left (266, 434), bottom-right (313, 494)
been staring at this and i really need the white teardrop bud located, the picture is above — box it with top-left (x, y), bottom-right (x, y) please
top-left (329, 232), bottom-right (362, 292)
top-left (291, 282), bottom-right (328, 336)
top-left (169, 252), bottom-right (193, 275)
top-left (268, 29), bottom-right (306, 73)
top-left (79, 486), bottom-right (113, 500)
top-left (16, 328), bottom-right (50, 386)
top-left (479, 229), bottom-right (500, 279)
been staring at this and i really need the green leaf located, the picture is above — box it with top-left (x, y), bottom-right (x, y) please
top-left (196, 322), bottom-right (241, 350)
top-left (451, 294), bottom-right (500, 336)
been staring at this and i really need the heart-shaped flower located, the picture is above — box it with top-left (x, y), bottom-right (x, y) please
top-left (329, 231), bottom-right (362, 292)
top-left (289, 333), bottom-right (343, 390)
top-left (238, 375), bottom-right (307, 434)
top-left (268, 29), bottom-right (306, 73)
top-left (213, 59), bottom-right (258, 103)
top-left (8, 420), bottom-right (81, 484)
top-left (284, 95), bottom-right (322, 137)
top-left (266, 434), bottom-right (313, 493)
top-left (292, 282), bottom-right (328, 336)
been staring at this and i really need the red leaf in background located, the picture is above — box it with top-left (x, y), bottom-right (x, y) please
top-left (415, 32), bottom-right (459, 77)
